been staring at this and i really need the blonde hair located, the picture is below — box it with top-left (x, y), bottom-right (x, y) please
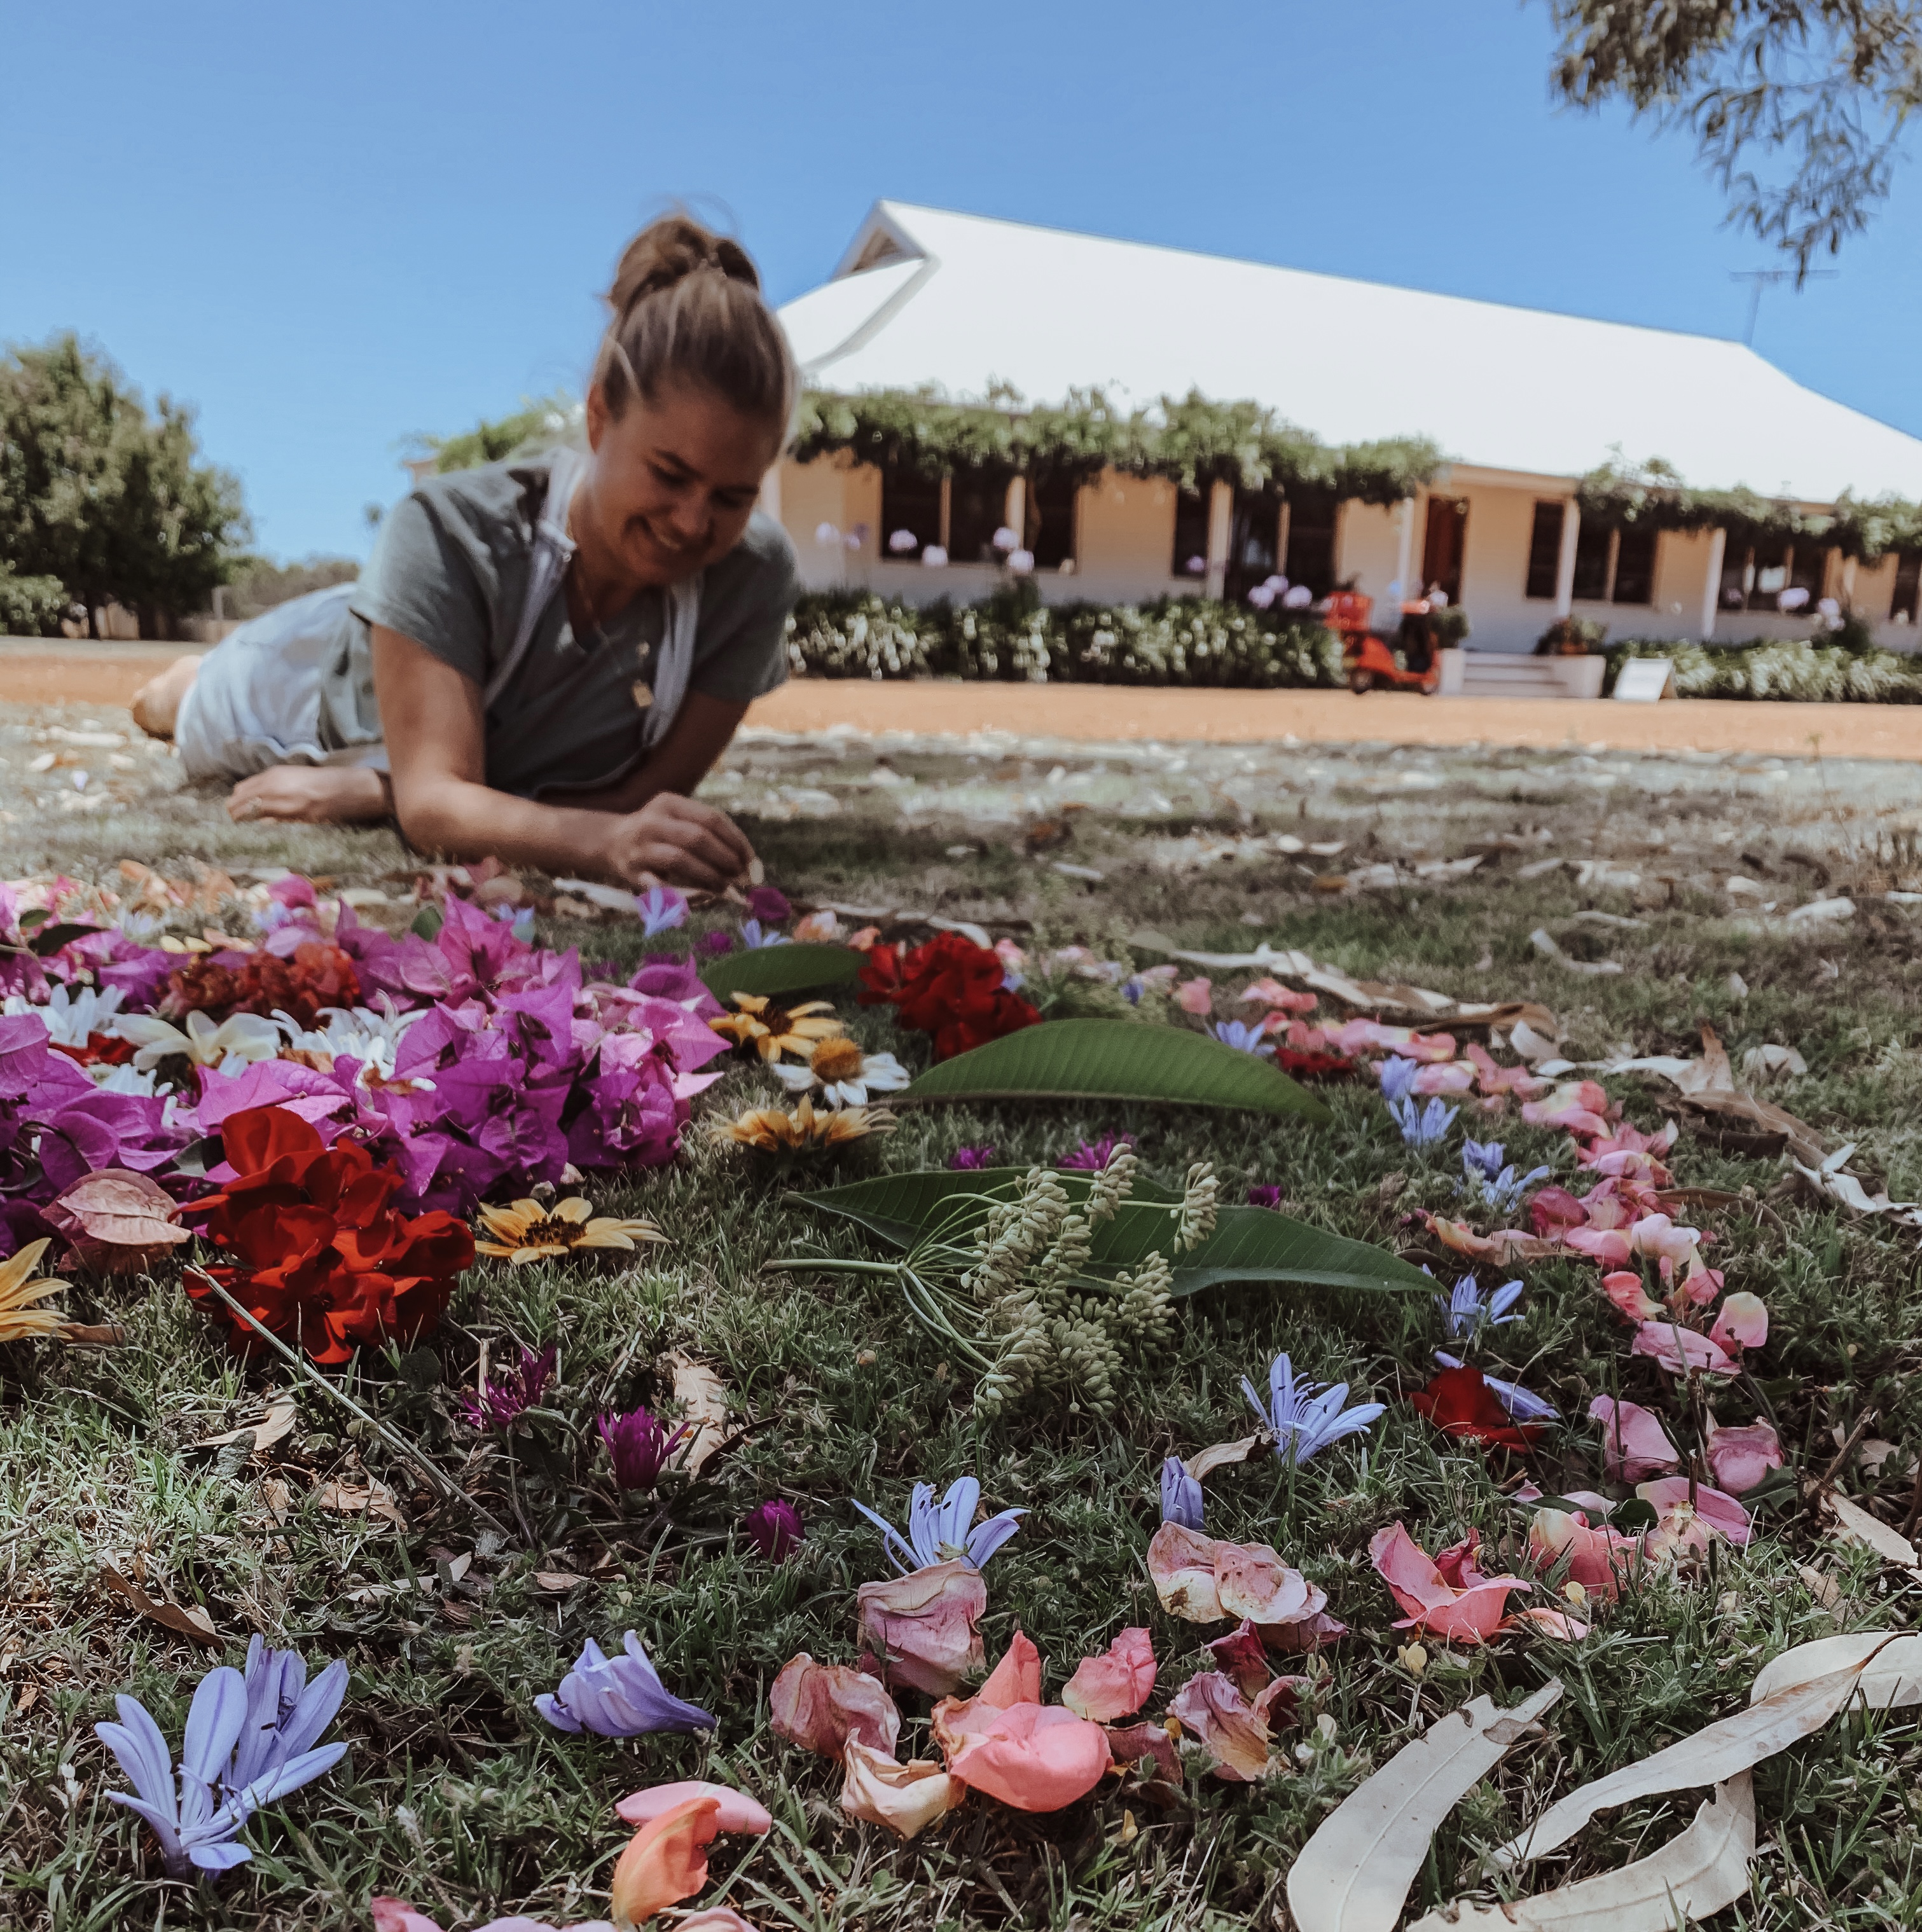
top-left (594, 214), bottom-right (796, 436)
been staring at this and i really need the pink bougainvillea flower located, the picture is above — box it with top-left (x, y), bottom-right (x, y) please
top-left (1175, 977), bottom-right (1214, 1016)
top-left (1636, 1477), bottom-right (1753, 1547)
top-left (1705, 1417), bottom-right (1783, 1494)
top-left (855, 1559), bottom-right (986, 1696)
top-left (1166, 1670), bottom-right (1299, 1781)
top-left (616, 1779), bottom-right (772, 1835)
top-left (839, 1739), bottom-right (962, 1840)
top-left (770, 1654), bottom-right (901, 1758)
top-left (609, 1795), bottom-right (721, 1927)
top-left (1708, 1291), bottom-right (1768, 1353)
top-left (1369, 1523), bottom-right (1533, 1643)
top-left (1601, 1269), bottom-right (1664, 1321)
top-left (1528, 1507), bottom-right (1644, 1601)
top-left (1238, 977), bottom-right (1317, 1013)
top-left (1631, 1321), bottom-right (1740, 1377)
top-left (1060, 1628), bottom-right (1156, 1723)
top-left (1588, 1396), bottom-right (1682, 1481)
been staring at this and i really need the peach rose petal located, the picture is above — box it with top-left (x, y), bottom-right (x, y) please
top-left (1632, 1320), bottom-right (1740, 1376)
top-left (1104, 1721), bottom-right (1181, 1781)
top-left (839, 1739), bottom-right (963, 1840)
top-left (1060, 1627), bottom-right (1157, 1723)
top-left (614, 1778), bottom-right (773, 1835)
top-left (1588, 1395), bottom-right (1682, 1482)
top-left (1213, 1542), bottom-right (1314, 1626)
top-left (855, 1559), bottom-right (987, 1696)
top-left (1205, 1620), bottom-right (1272, 1697)
top-left (977, 1630), bottom-right (1041, 1708)
top-left (1166, 1670), bottom-right (1275, 1781)
top-left (1637, 1477), bottom-right (1753, 1546)
top-left (770, 1653), bottom-right (901, 1758)
top-left (1600, 1269), bottom-right (1664, 1321)
top-left (678, 1912), bottom-right (761, 1932)
top-left (1369, 1522), bottom-right (1531, 1644)
top-left (941, 1702), bottom-right (1112, 1812)
top-left (608, 1796), bottom-right (720, 1928)
top-left (1146, 1521), bottom-right (1224, 1622)
top-left (1706, 1418), bottom-right (1784, 1494)
top-left (1257, 1608), bottom-right (1348, 1653)
top-left (1528, 1507), bottom-right (1643, 1601)
top-left (1710, 1291), bottom-right (1769, 1353)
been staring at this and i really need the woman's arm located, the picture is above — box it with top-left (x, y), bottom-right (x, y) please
top-left (371, 624), bottom-right (756, 890)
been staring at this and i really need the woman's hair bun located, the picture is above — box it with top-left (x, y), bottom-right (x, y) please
top-left (608, 214), bottom-right (762, 317)
top-left (595, 212), bottom-right (794, 435)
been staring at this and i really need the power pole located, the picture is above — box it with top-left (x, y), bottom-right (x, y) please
top-left (1730, 268), bottom-right (1837, 346)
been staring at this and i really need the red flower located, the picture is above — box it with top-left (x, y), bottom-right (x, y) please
top-left (184, 1104), bottom-right (470, 1363)
top-left (48, 1032), bottom-right (137, 1069)
top-left (859, 932), bottom-right (1041, 1062)
top-left (162, 958), bottom-right (245, 1021)
top-left (1411, 1363), bottom-right (1544, 1453)
top-left (162, 942), bottom-right (361, 1030)
top-left (1272, 1046), bottom-right (1356, 1081)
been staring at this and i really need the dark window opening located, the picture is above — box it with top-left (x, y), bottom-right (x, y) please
top-left (1746, 546), bottom-right (1789, 611)
top-left (1524, 502), bottom-right (1565, 600)
top-left (1893, 553), bottom-right (1922, 623)
top-left (1788, 544), bottom-right (1825, 602)
top-left (1172, 488), bottom-right (1211, 578)
top-left (1283, 495), bottom-right (1339, 600)
top-left (880, 466), bottom-right (943, 562)
top-left (1612, 527), bottom-right (1657, 605)
top-left (1224, 490), bottom-right (1281, 603)
top-left (1570, 522), bottom-right (1612, 602)
top-left (1421, 496), bottom-right (1468, 605)
top-left (1024, 471), bottom-right (1078, 570)
top-left (948, 468), bottom-right (1011, 565)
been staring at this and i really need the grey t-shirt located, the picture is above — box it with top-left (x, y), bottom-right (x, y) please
top-left (323, 453), bottom-right (796, 799)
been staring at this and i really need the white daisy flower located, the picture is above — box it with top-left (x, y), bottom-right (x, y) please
top-left (770, 1038), bottom-right (911, 1108)
top-left (114, 1009), bottom-right (283, 1074)
top-left (3, 983), bottom-right (125, 1046)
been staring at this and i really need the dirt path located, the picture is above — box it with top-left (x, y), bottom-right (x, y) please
top-left (4, 644), bottom-right (1916, 759)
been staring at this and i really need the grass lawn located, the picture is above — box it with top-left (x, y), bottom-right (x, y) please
top-left (6, 703), bottom-right (1922, 1930)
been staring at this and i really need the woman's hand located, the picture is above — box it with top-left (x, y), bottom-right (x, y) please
top-left (228, 765), bottom-right (391, 824)
top-left (596, 792), bottom-right (757, 891)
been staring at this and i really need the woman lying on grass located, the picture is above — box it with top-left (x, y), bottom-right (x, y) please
top-left (132, 214), bottom-right (798, 893)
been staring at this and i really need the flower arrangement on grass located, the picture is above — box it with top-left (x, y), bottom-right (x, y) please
top-left (859, 931), bottom-right (1041, 1061)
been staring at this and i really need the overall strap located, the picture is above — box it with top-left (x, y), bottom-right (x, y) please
top-left (640, 574), bottom-right (703, 750)
top-left (482, 447), bottom-right (584, 712)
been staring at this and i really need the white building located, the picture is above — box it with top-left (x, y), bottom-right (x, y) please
top-left (771, 200), bottom-right (1922, 653)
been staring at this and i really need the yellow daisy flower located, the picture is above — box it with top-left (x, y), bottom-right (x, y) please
top-left (474, 1197), bottom-right (667, 1266)
top-left (708, 993), bottom-right (845, 1064)
top-left (0, 1238), bottom-right (71, 1344)
top-left (709, 1097), bottom-right (895, 1152)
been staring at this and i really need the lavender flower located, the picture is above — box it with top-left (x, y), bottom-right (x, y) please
top-left (1460, 1140), bottom-right (1551, 1213)
top-left (947, 1144), bottom-right (997, 1170)
top-left (1390, 1094), bottom-right (1458, 1148)
top-left (1247, 1185), bottom-right (1282, 1210)
top-left (1436, 1275), bottom-right (1525, 1342)
top-left (1378, 1058), bottom-right (1421, 1105)
top-left (1242, 1353), bottom-right (1386, 1467)
top-left (851, 1475), bottom-right (1025, 1575)
top-left (1058, 1131), bottom-right (1135, 1172)
top-left (1212, 1019), bottom-right (1275, 1058)
top-left (458, 1344), bottom-right (555, 1431)
top-left (598, 1406), bottom-right (691, 1491)
top-left (743, 1498), bottom-right (804, 1561)
top-left (1160, 1455), bottom-right (1204, 1530)
top-left (745, 885), bottom-right (791, 925)
top-left (536, 1631), bottom-right (715, 1736)
top-left (95, 1648), bottom-right (347, 1878)
top-left (1434, 1351), bottom-right (1559, 1425)
top-left (740, 920), bottom-right (789, 950)
top-left (637, 886), bottom-right (688, 938)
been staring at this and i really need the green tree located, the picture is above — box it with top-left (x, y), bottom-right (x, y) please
top-left (414, 392), bottom-right (581, 474)
top-left (0, 333), bottom-right (249, 637)
top-left (1545, 1), bottom-right (1922, 277)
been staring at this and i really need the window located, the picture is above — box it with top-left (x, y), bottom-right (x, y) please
top-left (1722, 544), bottom-right (1829, 612)
top-left (880, 465), bottom-right (944, 562)
top-left (948, 468), bottom-right (1011, 565)
top-left (1570, 522), bottom-right (1612, 602)
top-left (1421, 496), bottom-right (1468, 605)
top-left (1224, 489), bottom-right (1281, 602)
top-left (1172, 488), bottom-right (1211, 577)
top-left (1024, 471), bottom-right (1078, 570)
top-left (1612, 527), bottom-right (1657, 606)
top-left (1893, 554), bottom-right (1922, 624)
top-left (1524, 502), bottom-right (1564, 600)
top-left (1283, 495), bottom-right (1339, 599)
top-left (1788, 544), bottom-right (1824, 604)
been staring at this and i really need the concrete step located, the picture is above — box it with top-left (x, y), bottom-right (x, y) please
top-left (1438, 649), bottom-right (1605, 700)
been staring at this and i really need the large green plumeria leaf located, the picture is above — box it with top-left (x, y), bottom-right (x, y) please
top-left (896, 1018), bottom-right (1331, 1122)
top-left (794, 1167), bottom-right (1430, 1298)
top-left (700, 943), bottom-right (864, 1003)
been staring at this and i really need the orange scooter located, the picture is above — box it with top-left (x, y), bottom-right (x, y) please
top-left (1322, 591), bottom-right (1441, 694)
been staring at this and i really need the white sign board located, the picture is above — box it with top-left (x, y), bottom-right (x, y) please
top-left (1614, 658), bottom-right (1676, 702)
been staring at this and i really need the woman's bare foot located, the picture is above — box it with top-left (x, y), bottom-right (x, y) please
top-left (228, 765), bottom-right (392, 825)
top-left (130, 655), bottom-right (202, 739)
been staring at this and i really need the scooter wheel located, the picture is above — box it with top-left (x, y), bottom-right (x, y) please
top-left (1347, 670), bottom-right (1374, 694)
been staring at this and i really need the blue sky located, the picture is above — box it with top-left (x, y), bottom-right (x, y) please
top-left (5, 0), bottom-right (1919, 561)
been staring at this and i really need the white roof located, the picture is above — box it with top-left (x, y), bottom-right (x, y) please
top-left (780, 201), bottom-right (1922, 506)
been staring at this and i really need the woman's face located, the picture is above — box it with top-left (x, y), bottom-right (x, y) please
top-left (582, 378), bottom-right (780, 586)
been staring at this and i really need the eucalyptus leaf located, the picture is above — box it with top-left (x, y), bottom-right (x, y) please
top-left (701, 942), bottom-right (864, 1003)
top-left (897, 1018), bottom-right (1331, 1122)
top-left (27, 921), bottom-right (102, 957)
top-left (794, 1167), bottom-right (1431, 1298)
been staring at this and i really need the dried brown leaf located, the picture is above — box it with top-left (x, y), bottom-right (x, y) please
top-left (315, 1478), bottom-right (407, 1526)
top-left (193, 1392), bottom-right (298, 1454)
top-left (1287, 1681), bottom-right (1563, 1932)
top-left (100, 1565), bottom-right (221, 1648)
top-left (1187, 1434), bottom-right (1263, 1481)
top-left (666, 1349), bottom-right (729, 1475)
top-left (532, 1570), bottom-right (590, 1592)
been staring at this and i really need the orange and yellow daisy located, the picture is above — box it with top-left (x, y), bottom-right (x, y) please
top-left (708, 993), bottom-right (845, 1064)
top-left (474, 1197), bottom-right (667, 1266)
top-left (0, 1238), bottom-right (71, 1344)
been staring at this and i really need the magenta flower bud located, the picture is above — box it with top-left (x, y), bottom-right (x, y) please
top-left (745, 885), bottom-right (791, 925)
top-left (743, 1498), bottom-right (804, 1562)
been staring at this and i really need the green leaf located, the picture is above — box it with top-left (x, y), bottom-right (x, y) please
top-left (897, 1018), bottom-right (1331, 1122)
top-left (794, 1167), bottom-right (1430, 1298)
top-left (700, 943), bottom-right (864, 1003)
top-left (26, 921), bottom-right (102, 957)
top-left (410, 903), bottom-right (444, 941)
